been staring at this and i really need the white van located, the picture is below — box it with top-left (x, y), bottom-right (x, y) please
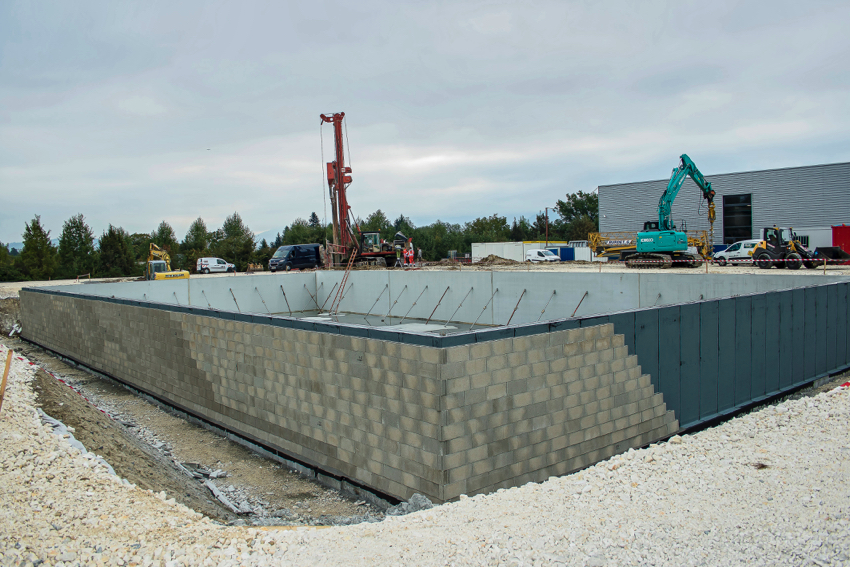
top-left (526, 249), bottom-right (560, 263)
top-left (713, 240), bottom-right (760, 266)
top-left (197, 257), bottom-right (235, 274)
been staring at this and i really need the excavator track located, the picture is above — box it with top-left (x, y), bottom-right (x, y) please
top-left (625, 253), bottom-right (672, 269)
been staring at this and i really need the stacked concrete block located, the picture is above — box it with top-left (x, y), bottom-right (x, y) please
top-left (439, 324), bottom-right (677, 500)
top-left (20, 290), bottom-right (676, 504)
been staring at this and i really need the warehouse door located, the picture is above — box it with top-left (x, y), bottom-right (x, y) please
top-left (723, 194), bottom-right (752, 244)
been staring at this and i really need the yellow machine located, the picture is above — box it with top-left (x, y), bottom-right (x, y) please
top-left (144, 244), bottom-right (190, 280)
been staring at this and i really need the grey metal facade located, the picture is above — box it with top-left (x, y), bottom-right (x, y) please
top-left (598, 161), bottom-right (850, 246)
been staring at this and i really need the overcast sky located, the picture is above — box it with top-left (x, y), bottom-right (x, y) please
top-left (2, 0), bottom-right (849, 245)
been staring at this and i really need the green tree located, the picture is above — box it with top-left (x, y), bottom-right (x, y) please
top-left (308, 212), bottom-right (321, 228)
top-left (128, 233), bottom-right (152, 262)
top-left (21, 215), bottom-right (57, 280)
top-left (57, 214), bottom-right (96, 279)
top-left (151, 220), bottom-right (179, 254)
top-left (566, 215), bottom-right (598, 242)
top-left (556, 190), bottom-right (599, 228)
top-left (210, 212), bottom-right (254, 271)
top-left (181, 217), bottom-right (209, 272)
top-left (282, 218), bottom-right (312, 246)
top-left (254, 238), bottom-right (275, 267)
top-left (361, 210), bottom-right (393, 241)
top-left (0, 242), bottom-right (25, 282)
top-left (464, 214), bottom-right (509, 243)
top-left (509, 216), bottom-right (533, 241)
top-left (98, 225), bottom-right (137, 277)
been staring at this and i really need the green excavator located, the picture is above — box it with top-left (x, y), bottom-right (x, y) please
top-left (621, 154), bottom-right (716, 268)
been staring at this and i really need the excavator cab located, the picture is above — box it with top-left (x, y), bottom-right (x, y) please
top-left (642, 221), bottom-right (661, 232)
top-left (360, 232), bottom-right (382, 254)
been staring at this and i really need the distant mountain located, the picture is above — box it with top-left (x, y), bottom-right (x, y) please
top-left (3, 238), bottom-right (60, 252)
top-left (253, 228), bottom-right (283, 246)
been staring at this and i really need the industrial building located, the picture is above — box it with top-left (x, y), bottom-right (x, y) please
top-left (598, 161), bottom-right (850, 248)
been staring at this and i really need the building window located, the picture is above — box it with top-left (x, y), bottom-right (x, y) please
top-left (796, 234), bottom-right (810, 247)
top-left (723, 194), bottom-right (752, 244)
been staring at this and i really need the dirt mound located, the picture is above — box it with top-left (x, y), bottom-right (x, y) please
top-left (477, 254), bottom-right (520, 265)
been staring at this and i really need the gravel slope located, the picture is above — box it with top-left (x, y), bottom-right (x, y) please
top-left (1, 343), bottom-right (849, 567)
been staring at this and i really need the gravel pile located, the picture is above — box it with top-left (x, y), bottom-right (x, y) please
top-left (2, 342), bottom-right (849, 566)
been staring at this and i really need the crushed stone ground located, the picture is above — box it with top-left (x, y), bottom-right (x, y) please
top-left (1, 340), bottom-right (848, 566)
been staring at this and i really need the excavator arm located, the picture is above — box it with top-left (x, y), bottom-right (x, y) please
top-left (657, 154), bottom-right (716, 240)
top-left (148, 243), bottom-right (172, 270)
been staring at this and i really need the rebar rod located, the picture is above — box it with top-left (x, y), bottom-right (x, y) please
top-left (319, 282), bottom-right (339, 312)
top-left (303, 284), bottom-right (319, 309)
top-left (279, 286), bottom-right (292, 315)
top-left (383, 285), bottom-right (408, 321)
top-left (469, 288), bottom-right (498, 330)
top-left (506, 289), bottom-right (526, 326)
top-left (653, 292), bottom-right (662, 306)
top-left (443, 287), bottom-right (473, 327)
top-left (399, 286), bottom-right (428, 324)
top-left (229, 288), bottom-right (240, 312)
top-left (536, 290), bottom-right (557, 322)
top-left (201, 290), bottom-right (211, 308)
top-left (365, 284), bottom-right (388, 318)
top-left (255, 287), bottom-right (271, 313)
top-left (173, 292), bottom-right (180, 306)
top-left (332, 282), bottom-right (354, 315)
top-left (572, 291), bottom-right (589, 317)
top-left (426, 287), bottom-right (451, 324)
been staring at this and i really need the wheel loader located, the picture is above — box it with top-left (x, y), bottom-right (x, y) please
top-left (751, 227), bottom-right (850, 270)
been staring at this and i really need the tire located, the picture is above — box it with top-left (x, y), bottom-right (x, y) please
top-left (786, 253), bottom-right (803, 270)
top-left (804, 260), bottom-right (818, 270)
top-left (270, 268), bottom-right (276, 273)
top-left (202, 268), bottom-right (210, 274)
top-left (716, 257), bottom-right (727, 267)
top-left (754, 252), bottom-right (773, 269)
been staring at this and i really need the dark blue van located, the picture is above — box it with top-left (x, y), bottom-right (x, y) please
top-left (269, 244), bottom-right (322, 272)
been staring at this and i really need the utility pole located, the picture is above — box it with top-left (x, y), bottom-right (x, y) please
top-left (544, 206), bottom-right (556, 247)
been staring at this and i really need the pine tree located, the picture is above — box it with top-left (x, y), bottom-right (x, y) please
top-left (21, 215), bottom-right (57, 280)
top-left (98, 225), bottom-right (136, 277)
top-left (58, 213), bottom-right (95, 279)
top-left (308, 212), bottom-right (320, 228)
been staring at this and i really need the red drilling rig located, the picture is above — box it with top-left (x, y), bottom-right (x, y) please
top-left (320, 112), bottom-right (407, 267)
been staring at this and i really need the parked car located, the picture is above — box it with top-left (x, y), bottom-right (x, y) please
top-left (713, 239), bottom-right (760, 266)
top-left (196, 257), bottom-right (235, 274)
top-left (269, 244), bottom-right (322, 272)
top-left (526, 249), bottom-right (561, 263)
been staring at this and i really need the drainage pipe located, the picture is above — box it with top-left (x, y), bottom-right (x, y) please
top-left (426, 286), bottom-right (451, 325)
top-left (229, 288), bottom-right (241, 312)
top-left (469, 288), bottom-right (498, 330)
top-left (506, 289), bottom-right (526, 326)
top-left (572, 291), bottom-right (588, 317)
top-left (443, 287), bottom-right (473, 327)
top-left (399, 286), bottom-right (429, 324)
top-left (383, 285), bottom-right (408, 321)
top-left (255, 287), bottom-right (271, 314)
top-left (536, 290), bottom-right (557, 322)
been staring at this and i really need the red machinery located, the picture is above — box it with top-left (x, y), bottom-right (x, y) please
top-left (320, 112), bottom-right (406, 267)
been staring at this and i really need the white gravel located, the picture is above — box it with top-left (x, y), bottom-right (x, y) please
top-left (1, 342), bottom-right (849, 566)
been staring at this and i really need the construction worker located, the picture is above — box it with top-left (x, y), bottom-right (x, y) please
top-left (417, 247), bottom-right (423, 266)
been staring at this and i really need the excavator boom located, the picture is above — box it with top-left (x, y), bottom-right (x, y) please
top-left (658, 154), bottom-right (716, 236)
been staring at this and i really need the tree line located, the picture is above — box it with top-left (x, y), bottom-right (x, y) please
top-left (0, 191), bottom-right (597, 282)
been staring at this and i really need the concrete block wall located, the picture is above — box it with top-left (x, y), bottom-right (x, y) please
top-left (21, 289), bottom-right (677, 503)
top-left (439, 324), bottom-right (676, 500)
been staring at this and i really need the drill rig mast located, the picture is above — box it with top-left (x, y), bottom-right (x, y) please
top-left (320, 112), bottom-right (354, 265)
